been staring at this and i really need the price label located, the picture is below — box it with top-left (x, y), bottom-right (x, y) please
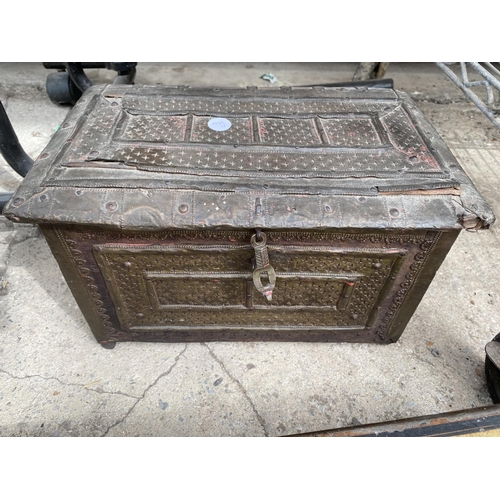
top-left (208, 117), bottom-right (232, 131)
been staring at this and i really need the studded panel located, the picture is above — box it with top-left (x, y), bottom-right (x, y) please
top-left (27, 85), bottom-right (472, 220)
top-left (47, 88), bottom-right (450, 187)
top-left (93, 241), bottom-right (403, 330)
top-left (105, 146), bottom-right (440, 176)
top-left (321, 117), bottom-right (382, 147)
top-left (122, 95), bottom-right (396, 116)
top-left (118, 114), bottom-right (187, 142)
top-left (63, 96), bottom-right (122, 162)
top-left (147, 274), bottom-right (247, 307)
top-left (380, 106), bottom-right (440, 168)
top-left (258, 118), bottom-right (322, 146)
top-left (191, 116), bottom-right (253, 144)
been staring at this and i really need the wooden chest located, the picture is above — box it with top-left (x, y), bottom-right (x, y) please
top-left (3, 84), bottom-right (494, 348)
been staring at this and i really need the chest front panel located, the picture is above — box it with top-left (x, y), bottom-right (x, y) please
top-left (47, 225), bottom-right (448, 344)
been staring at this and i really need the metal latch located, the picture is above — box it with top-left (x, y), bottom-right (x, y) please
top-left (251, 230), bottom-right (276, 302)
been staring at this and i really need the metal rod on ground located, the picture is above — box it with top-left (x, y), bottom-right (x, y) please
top-left (483, 62), bottom-right (500, 79)
top-left (468, 62), bottom-right (500, 92)
top-left (436, 62), bottom-right (500, 130)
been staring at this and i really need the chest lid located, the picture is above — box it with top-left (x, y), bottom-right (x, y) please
top-left (3, 84), bottom-right (494, 231)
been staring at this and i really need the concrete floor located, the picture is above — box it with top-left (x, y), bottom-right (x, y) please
top-left (0, 62), bottom-right (499, 436)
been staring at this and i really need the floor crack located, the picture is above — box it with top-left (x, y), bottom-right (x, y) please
top-left (0, 368), bottom-right (139, 399)
top-left (101, 344), bottom-right (188, 436)
top-left (203, 343), bottom-right (268, 437)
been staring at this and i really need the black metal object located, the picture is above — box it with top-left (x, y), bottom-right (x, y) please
top-left (43, 63), bottom-right (108, 70)
top-left (63, 63), bottom-right (93, 93)
top-left (45, 72), bottom-right (83, 105)
top-left (114, 66), bottom-right (136, 85)
top-left (43, 62), bottom-right (137, 105)
top-left (485, 332), bottom-right (500, 403)
top-left (43, 62), bottom-right (137, 74)
top-left (0, 101), bottom-right (34, 177)
top-left (289, 405), bottom-right (500, 436)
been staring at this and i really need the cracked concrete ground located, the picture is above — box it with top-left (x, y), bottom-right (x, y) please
top-left (0, 63), bottom-right (499, 436)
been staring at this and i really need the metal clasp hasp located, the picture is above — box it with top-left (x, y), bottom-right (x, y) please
top-left (251, 231), bottom-right (276, 302)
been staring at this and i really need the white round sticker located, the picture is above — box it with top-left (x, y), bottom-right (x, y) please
top-left (208, 117), bottom-right (232, 131)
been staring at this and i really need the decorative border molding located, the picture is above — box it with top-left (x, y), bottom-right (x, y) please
top-left (375, 231), bottom-right (442, 339)
top-left (54, 226), bottom-right (117, 339)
